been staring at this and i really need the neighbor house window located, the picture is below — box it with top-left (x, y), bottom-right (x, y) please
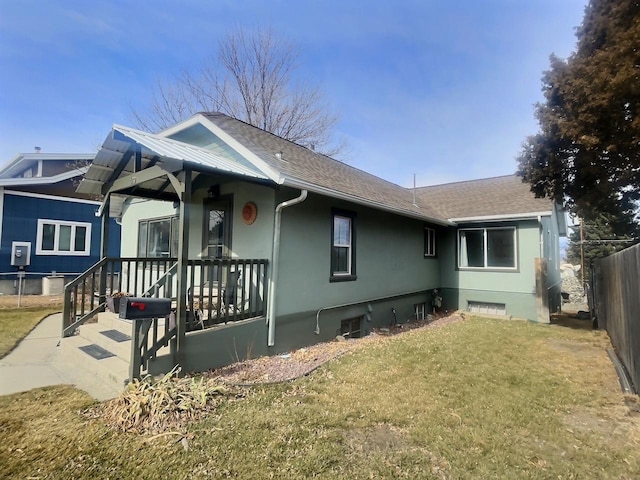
top-left (458, 227), bottom-right (517, 269)
top-left (36, 219), bottom-right (91, 256)
top-left (424, 227), bottom-right (436, 257)
top-left (330, 209), bottom-right (356, 281)
top-left (138, 216), bottom-right (179, 258)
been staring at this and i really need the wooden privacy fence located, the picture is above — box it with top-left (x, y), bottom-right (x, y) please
top-left (592, 243), bottom-right (640, 393)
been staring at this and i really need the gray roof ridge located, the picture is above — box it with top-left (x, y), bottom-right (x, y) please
top-left (415, 173), bottom-right (520, 191)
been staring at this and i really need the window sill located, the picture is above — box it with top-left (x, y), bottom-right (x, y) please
top-left (36, 251), bottom-right (91, 256)
top-left (457, 266), bottom-right (519, 273)
top-left (330, 274), bottom-right (357, 283)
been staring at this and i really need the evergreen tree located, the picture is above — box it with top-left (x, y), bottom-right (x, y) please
top-left (566, 213), bottom-right (636, 281)
top-left (517, 0), bottom-right (640, 234)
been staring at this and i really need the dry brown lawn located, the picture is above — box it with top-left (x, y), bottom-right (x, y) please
top-left (0, 294), bottom-right (64, 309)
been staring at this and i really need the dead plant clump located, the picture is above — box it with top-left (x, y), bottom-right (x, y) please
top-left (97, 367), bottom-right (234, 434)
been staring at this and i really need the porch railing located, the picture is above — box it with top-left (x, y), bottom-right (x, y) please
top-left (62, 257), bottom-right (177, 337)
top-left (186, 258), bottom-right (269, 330)
top-left (63, 256), bottom-right (268, 335)
top-left (63, 256), bottom-right (268, 380)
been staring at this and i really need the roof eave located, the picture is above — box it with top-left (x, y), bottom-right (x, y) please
top-left (449, 211), bottom-right (553, 223)
top-left (282, 177), bottom-right (453, 226)
top-left (0, 166), bottom-right (89, 187)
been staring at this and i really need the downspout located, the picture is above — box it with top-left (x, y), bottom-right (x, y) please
top-left (538, 215), bottom-right (543, 258)
top-left (267, 189), bottom-right (308, 346)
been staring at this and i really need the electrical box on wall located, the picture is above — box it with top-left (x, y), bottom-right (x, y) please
top-left (11, 242), bottom-right (31, 267)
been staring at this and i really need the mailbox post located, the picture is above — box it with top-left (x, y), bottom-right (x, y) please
top-left (120, 297), bottom-right (172, 381)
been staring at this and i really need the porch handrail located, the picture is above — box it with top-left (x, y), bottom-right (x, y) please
top-left (62, 257), bottom-right (177, 337)
top-left (62, 258), bottom-right (109, 337)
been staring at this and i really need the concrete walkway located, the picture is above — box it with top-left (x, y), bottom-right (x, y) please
top-left (0, 313), bottom-right (121, 401)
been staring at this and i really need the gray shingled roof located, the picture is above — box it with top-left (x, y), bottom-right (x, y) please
top-left (415, 175), bottom-right (553, 220)
top-left (201, 113), bottom-right (449, 224)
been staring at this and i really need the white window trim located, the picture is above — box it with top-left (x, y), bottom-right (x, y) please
top-left (333, 214), bottom-right (352, 275)
top-left (457, 226), bottom-right (517, 270)
top-left (424, 227), bottom-right (436, 257)
top-left (36, 219), bottom-right (92, 256)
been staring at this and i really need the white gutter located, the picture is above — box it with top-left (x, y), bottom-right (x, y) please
top-left (282, 177), bottom-right (453, 226)
top-left (267, 189), bottom-right (308, 346)
top-left (538, 215), bottom-right (544, 257)
top-left (450, 211), bottom-right (552, 223)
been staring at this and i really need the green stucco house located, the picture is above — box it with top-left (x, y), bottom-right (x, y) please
top-left (65, 112), bottom-right (566, 380)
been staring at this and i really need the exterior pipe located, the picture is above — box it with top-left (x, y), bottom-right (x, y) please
top-left (267, 189), bottom-right (308, 346)
top-left (538, 215), bottom-right (544, 258)
top-left (314, 289), bottom-right (431, 335)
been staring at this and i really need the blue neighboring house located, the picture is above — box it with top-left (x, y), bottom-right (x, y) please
top-left (0, 151), bottom-right (121, 295)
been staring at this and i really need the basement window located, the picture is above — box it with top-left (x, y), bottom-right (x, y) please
top-left (414, 302), bottom-right (427, 320)
top-left (468, 301), bottom-right (507, 316)
top-left (340, 317), bottom-right (362, 338)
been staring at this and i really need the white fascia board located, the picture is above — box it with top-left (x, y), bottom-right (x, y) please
top-left (4, 189), bottom-right (101, 205)
top-left (0, 153), bottom-right (94, 176)
top-left (157, 115), bottom-right (203, 137)
top-left (282, 177), bottom-right (453, 226)
top-left (16, 153), bottom-right (94, 161)
top-left (200, 115), bottom-right (282, 182)
top-left (0, 166), bottom-right (89, 187)
top-left (162, 114), bottom-right (282, 183)
top-left (450, 211), bottom-right (553, 223)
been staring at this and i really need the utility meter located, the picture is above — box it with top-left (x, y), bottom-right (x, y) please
top-left (11, 242), bottom-right (31, 267)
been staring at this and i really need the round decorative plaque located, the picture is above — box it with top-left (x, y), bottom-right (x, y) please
top-left (242, 201), bottom-right (258, 225)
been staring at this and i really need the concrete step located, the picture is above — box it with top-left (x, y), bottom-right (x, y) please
top-left (78, 322), bottom-right (132, 361)
top-left (97, 311), bottom-right (134, 335)
top-left (97, 311), bottom-right (171, 336)
top-left (61, 335), bottom-right (129, 395)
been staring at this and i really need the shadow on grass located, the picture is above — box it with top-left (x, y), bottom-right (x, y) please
top-left (550, 311), bottom-right (595, 331)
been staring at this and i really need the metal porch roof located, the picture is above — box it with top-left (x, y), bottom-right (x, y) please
top-left (77, 124), bottom-right (269, 197)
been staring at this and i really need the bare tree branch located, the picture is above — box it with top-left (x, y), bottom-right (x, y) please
top-left (131, 26), bottom-right (344, 156)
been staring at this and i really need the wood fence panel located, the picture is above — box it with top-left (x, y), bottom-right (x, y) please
top-left (595, 243), bottom-right (640, 392)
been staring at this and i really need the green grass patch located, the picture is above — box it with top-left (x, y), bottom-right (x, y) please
top-left (0, 306), bottom-right (62, 357)
top-left (1, 317), bottom-right (638, 479)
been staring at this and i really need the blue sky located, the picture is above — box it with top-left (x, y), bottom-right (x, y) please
top-left (0, 0), bottom-right (587, 187)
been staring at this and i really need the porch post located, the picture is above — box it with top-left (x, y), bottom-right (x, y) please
top-left (175, 168), bottom-right (192, 370)
top-left (99, 193), bottom-right (111, 305)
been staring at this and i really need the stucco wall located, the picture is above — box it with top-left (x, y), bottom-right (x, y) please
top-left (439, 219), bottom-right (542, 321)
top-left (120, 181), bottom-right (275, 262)
top-left (275, 190), bottom-right (440, 318)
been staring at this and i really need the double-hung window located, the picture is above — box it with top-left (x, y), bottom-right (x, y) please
top-left (331, 210), bottom-right (356, 281)
top-left (458, 227), bottom-right (517, 269)
top-left (424, 227), bottom-right (436, 257)
top-left (138, 216), bottom-right (179, 258)
top-left (36, 219), bottom-right (91, 256)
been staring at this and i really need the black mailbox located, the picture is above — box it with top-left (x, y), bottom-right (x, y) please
top-left (119, 297), bottom-right (172, 320)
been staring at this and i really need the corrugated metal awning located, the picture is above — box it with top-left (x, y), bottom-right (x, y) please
top-left (77, 124), bottom-right (269, 198)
